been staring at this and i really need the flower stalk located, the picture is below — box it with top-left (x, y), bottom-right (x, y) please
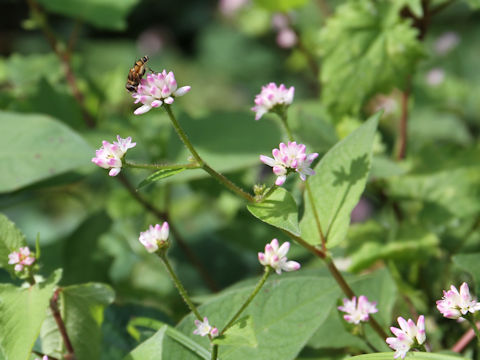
top-left (158, 253), bottom-right (202, 321)
top-left (163, 104), bottom-right (255, 202)
top-left (221, 266), bottom-right (272, 336)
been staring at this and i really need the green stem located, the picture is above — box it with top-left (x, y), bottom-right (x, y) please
top-left (159, 253), bottom-right (202, 321)
top-left (221, 267), bottom-right (271, 335)
top-left (277, 111), bottom-right (294, 142)
top-left (467, 315), bottom-right (480, 345)
top-left (124, 160), bottom-right (199, 170)
top-left (211, 344), bottom-right (218, 360)
top-left (163, 104), bottom-right (254, 202)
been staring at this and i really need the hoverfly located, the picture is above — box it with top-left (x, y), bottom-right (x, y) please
top-left (125, 55), bottom-right (149, 93)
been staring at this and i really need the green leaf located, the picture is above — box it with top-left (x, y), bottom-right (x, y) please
top-left (0, 269), bottom-right (62, 360)
top-left (386, 148), bottom-right (480, 219)
top-left (319, 0), bottom-right (423, 116)
top-left (137, 168), bottom-right (187, 189)
top-left (453, 253), bottom-right (480, 291)
top-left (308, 269), bottom-right (396, 351)
top-left (300, 113), bottom-right (380, 247)
top-left (253, 0), bottom-right (308, 12)
top-left (127, 317), bottom-right (211, 360)
top-left (287, 101), bottom-right (338, 153)
top-left (124, 327), bottom-right (168, 360)
top-left (247, 187), bottom-right (300, 236)
top-left (40, 283), bottom-right (115, 360)
top-left (348, 352), bottom-right (468, 360)
top-left (163, 274), bottom-right (339, 360)
top-left (348, 224), bottom-right (439, 273)
top-left (213, 316), bottom-right (257, 347)
top-left (464, 0), bottom-right (480, 9)
top-left (0, 111), bottom-right (93, 193)
top-left (0, 214), bottom-right (26, 274)
top-left (36, 0), bottom-right (140, 31)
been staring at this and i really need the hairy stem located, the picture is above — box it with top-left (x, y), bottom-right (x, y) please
top-left (159, 253), bottom-right (203, 321)
top-left (220, 267), bottom-right (271, 335)
top-left (164, 104), bottom-right (254, 202)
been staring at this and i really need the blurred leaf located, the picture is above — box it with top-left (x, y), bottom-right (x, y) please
top-left (348, 224), bottom-right (439, 273)
top-left (0, 214), bottom-right (26, 275)
top-left (138, 168), bottom-right (187, 189)
top-left (213, 316), bottom-right (257, 347)
top-left (41, 282), bottom-right (115, 360)
top-left (370, 156), bottom-right (407, 179)
top-left (0, 269), bottom-right (61, 360)
top-left (0, 111), bottom-right (93, 193)
top-left (408, 108), bottom-right (473, 148)
top-left (300, 113), bottom-right (380, 247)
top-left (464, 0), bottom-right (480, 9)
top-left (124, 327), bottom-right (168, 360)
top-left (163, 274), bottom-right (338, 360)
top-left (247, 187), bottom-right (300, 236)
top-left (62, 212), bottom-right (112, 285)
top-left (288, 101), bottom-right (337, 153)
top-left (386, 147), bottom-right (480, 219)
top-left (348, 352), bottom-right (468, 360)
top-left (166, 111), bottom-right (281, 182)
top-left (127, 317), bottom-right (211, 360)
top-left (27, 78), bottom-right (85, 129)
top-left (319, 0), bottom-right (423, 116)
top-left (36, 0), bottom-right (140, 31)
top-left (5, 54), bottom-right (62, 94)
top-left (453, 253), bottom-right (480, 291)
top-left (308, 269), bottom-right (396, 351)
top-left (253, 0), bottom-right (308, 11)
top-left (198, 26), bottom-right (280, 87)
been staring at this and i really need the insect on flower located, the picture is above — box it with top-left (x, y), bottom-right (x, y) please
top-left (126, 55), bottom-right (149, 93)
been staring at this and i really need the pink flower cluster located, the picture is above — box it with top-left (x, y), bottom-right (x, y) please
top-left (258, 238), bottom-right (300, 275)
top-left (132, 70), bottom-right (191, 115)
top-left (386, 316), bottom-right (426, 359)
top-left (92, 136), bottom-right (136, 176)
top-left (260, 142), bottom-right (318, 186)
top-left (251, 83), bottom-right (294, 120)
top-left (8, 247), bottom-right (35, 272)
top-left (138, 222), bottom-right (170, 253)
top-left (436, 282), bottom-right (480, 319)
top-left (193, 317), bottom-right (218, 338)
top-left (338, 296), bottom-right (378, 324)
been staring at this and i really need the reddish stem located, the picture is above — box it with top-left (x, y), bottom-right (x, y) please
top-left (50, 289), bottom-right (76, 358)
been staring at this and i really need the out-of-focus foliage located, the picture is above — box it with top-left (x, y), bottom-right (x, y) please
top-left (0, 0), bottom-right (479, 358)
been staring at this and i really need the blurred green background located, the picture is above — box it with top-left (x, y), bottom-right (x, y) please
top-left (1, 0), bottom-right (480, 358)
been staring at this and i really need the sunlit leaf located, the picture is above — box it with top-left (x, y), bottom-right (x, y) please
top-left (319, 0), bottom-right (423, 116)
top-left (163, 274), bottom-right (338, 359)
top-left (247, 187), bottom-right (300, 236)
top-left (0, 214), bottom-right (27, 275)
top-left (0, 270), bottom-right (62, 360)
top-left (300, 113), bottom-right (380, 247)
